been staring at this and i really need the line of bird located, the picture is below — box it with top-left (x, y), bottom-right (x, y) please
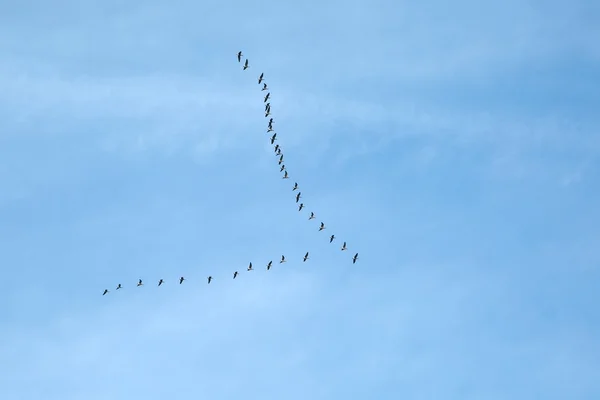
top-left (102, 252), bottom-right (359, 295)
top-left (237, 50), bottom-right (359, 259)
top-left (100, 52), bottom-right (359, 296)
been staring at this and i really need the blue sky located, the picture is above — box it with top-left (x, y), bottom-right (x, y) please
top-left (1, 0), bottom-right (599, 398)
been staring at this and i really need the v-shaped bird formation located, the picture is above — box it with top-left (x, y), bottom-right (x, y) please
top-left (101, 51), bottom-right (359, 296)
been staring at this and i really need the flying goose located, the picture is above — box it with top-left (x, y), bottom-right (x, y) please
top-left (243, 59), bottom-right (249, 70)
top-left (233, 271), bottom-right (239, 279)
top-left (283, 171), bottom-right (289, 179)
top-left (248, 262), bottom-right (253, 271)
top-left (292, 182), bottom-right (298, 191)
top-left (265, 110), bottom-right (271, 117)
top-left (270, 133), bottom-right (277, 144)
top-left (280, 255), bottom-right (286, 263)
top-left (267, 260), bottom-right (273, 270)
top-left (280, 164), bottom-right (285, 172)
top-left (267, 126), bottom-right (274, 133)
top-left (207, 276), bottom-right (212, 284)
top-left (309, 212), bottom-right (315, 220)
top-left (269, 118), bottom-right (273, 125)
top-left (262, 83), bottom-right (268, 91)
top-left (237, 51), bottom-right (243, 62)
top-left (264, 93), bottom-right (270, 102)
top-left (179, 276), bottom-right (185, 284)
top-left (276, 148), bottom-right (282, 156)
top-left (116, 284), bottom-right (122, 290)
top-left (341, 242), bottom-right (347, 251)
top-left (319, 222), bottom-right (326, 231)
top-left (265, 103), bottom-right (271, 111)
top-left (330, 234), bottom-right (335, 243)
top-left (352, 253), bottom-right (359, 264)
top-left (303, 252), bottom-right (309, 262)
top-left (295, 192), bottom-right (301, 203)
top-left (137, 279), bottom-right (143, 287)
top-left (102, 289), bottom-right (109, 295)
top-left (298, 203), bottom-right (304, 211)
top-left (258, 73), bottom-right (264, 84)
top-left (158, 279), bottom-right (163, 286)
top-left (274, 144), bottom-right (279, 153)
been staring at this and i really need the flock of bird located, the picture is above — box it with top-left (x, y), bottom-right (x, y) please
top-left (101, 51), bottom-right (358, 296)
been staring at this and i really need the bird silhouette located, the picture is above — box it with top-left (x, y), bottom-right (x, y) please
top-left (330, 234), bottom-right (335, 243)
top-left (267, 261), bottom-right (273, 270)
top-left (319, 222), bottom-right (326, 231)
top-left (137, 279), bottom-right (143, 287)
top-left (248, 262), bottom-right (253, 271)
top-left (158, 279), bottom-right (163, 286)
top-left (207, 276), bottom-right (212, 284)
top-left (352, 253), bottom-right (359, 264)
top-left (243, 59), bottom-right (249, 70)
top-left (298, 203), bottom-right (304, 211)
top-left (280, 255), bottom-right (286, 263)
top-left (283, 171), bottom-right (289, 179)
top-left (309, 212), bottom-right (315, 220)
top-left (116, 284), bottom-right (122, 290)
top-left (233, 271), bottom-right (239, 279)
top-left (102, 289), bottom-right (109, 295)
top-left (237, 51), bottom-right (243, 62)
top-left (179, 276), bottom-right (185, 284)
top-left (303, 252), bottom-right (309, 262)
top-left (341, 242), bottom-right (347, 251)
top-left (295, 192), bottom-right (301, 203)
top-left (258, 73), bottom-right (264, 84)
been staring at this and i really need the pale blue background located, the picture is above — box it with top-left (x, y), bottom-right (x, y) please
top-left (1, 1), bottom-right (599, 399)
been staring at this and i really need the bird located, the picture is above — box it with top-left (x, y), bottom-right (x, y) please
top-left (269, 118), bottom-right (273, 125)
top-left (319, 222), bottom-right (326, 231)
top-left (280, 255), bottom-right (286, 263)
top-left (280, 164), bottom-right (285, 172)
top-left (102, 289), bottom-right (109, 295)
top-left (309, 212), bottom-right (315, 220)
top-left (303, 252), bottom-right (309, 262)
top-left (264, 93), bottom-right (270, 102)
top-left (233, 271), bottom-right (239, 279)
top-left (298, 203), bottom-right (304, 211)
top-left (295, 192), bottom-right (301, 203)
top-left (265, 103), bottom-right (271, 112)
top-left (292, 182), bottom-right (298, 191)
top-left (353, 253), bottom-right (359, 264)
top-left (274, 144), bottom-right (279, 153)
top-left (237, 51), bottom-right (243, 62)
top-left (330, 234), bottom-right (335, 243)
top-left (258, 73), bottom-right (264, 84)
top-left (270, 133), bottom-right (277, 144)
top-left (267, 260), bottom-right (272, 270)
top-left (265, 110), bottom-right (271, 117)
top-left (262, 83), bottom-right (268, 91)
top-left (283, 171), bottom-right (289, 179)
top-left (279, 154), bottom-right (284, 163)
top-left (179, 276), bottom-right (185, 284)
top-left (158, 279), bottom-right (163, 286)
top-left (267, 127), bottom-right (274, 133)
top-left (116, 284), bottom-right (122, 290)
top-left (276, 148), bottom-right (282, 156)
top-left (243, 59), bottom-right (249, 70)
top-left (248, 262), bottom-right (253, 271)
top-left (137, 279), bottom-right (143, 287)
top-left (207, 276), bottom-right (212, 284)
top-left (341, 242), bottom-right (347, 251)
